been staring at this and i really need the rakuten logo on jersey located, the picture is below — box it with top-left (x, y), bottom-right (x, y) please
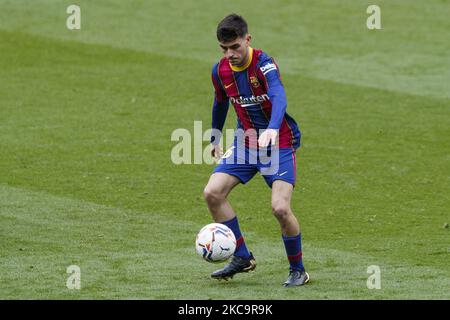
top-left (260, 63), bottom-right (277, 75)
top-left (230, 94), bottom-right (270, 107)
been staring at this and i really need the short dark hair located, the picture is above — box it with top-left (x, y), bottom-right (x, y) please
top-left (216, 14), bottom-right (248, 42)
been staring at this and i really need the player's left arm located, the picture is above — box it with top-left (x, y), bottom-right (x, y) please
top-left (257, 57), bottom-right (287, 147)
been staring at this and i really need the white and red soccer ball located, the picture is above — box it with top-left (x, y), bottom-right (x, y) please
top-left (195, 223), bottom-right (236, 263)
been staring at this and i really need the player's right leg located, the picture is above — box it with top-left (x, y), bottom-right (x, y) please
top-left (203, 172), bottom-right (256, 280)
top-left (203, 172), bottom-right (240, 222)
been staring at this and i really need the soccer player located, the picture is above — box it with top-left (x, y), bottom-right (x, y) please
top-left (203, 14), bottom-right (309, 287)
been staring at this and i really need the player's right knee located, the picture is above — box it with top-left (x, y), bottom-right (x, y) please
top-left (203, 186), bottom-right (225, 205)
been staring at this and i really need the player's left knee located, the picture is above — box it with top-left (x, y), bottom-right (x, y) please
top-left (272, 201), bottom-right (290, 221)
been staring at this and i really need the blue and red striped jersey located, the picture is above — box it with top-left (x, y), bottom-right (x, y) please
top-left (211, 47), bottom-right (301, 149)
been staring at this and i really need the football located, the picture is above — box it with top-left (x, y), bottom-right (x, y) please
top-left (195, 223), bottom-right (236, 263)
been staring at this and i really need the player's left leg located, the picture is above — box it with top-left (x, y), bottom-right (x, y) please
top-left (272, 180), bottom-right (309, 287)
top-left (271, 180), bottom-right (299, 236)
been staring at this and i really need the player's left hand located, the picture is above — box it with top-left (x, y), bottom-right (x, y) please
top-left (258, 128), bottom-right (278, 148)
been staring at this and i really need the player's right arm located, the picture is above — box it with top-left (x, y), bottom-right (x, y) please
top-left (210, 63), bottom-right (230, 159)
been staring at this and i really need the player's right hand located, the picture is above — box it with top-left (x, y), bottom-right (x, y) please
top-left (211, 144), bottom-right (223, 160)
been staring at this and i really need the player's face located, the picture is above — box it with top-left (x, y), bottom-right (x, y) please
top-left (219, 34), bottom-right (251, 67)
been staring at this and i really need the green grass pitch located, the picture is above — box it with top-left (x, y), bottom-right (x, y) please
top-left (0, 0), bottom-right (449, 299)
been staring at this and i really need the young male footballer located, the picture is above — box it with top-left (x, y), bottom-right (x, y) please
top-left (203, 14), bottom-right (309, 287)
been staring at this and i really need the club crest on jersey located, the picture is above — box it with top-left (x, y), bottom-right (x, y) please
top-left (250, 76), bottom-right (260, 88)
